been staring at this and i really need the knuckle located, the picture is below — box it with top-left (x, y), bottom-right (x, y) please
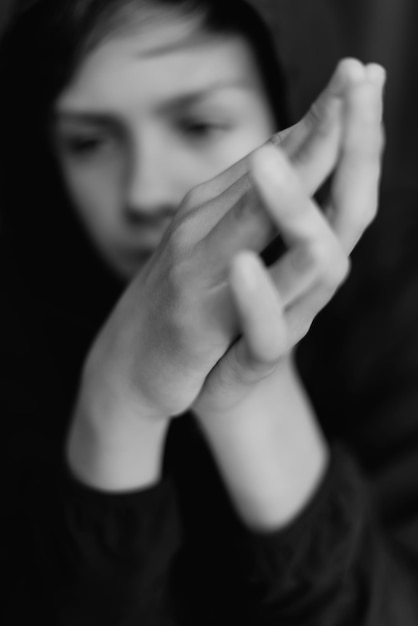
top-left (231, 188), bottom-right (258, 222)
top-left (272, 123), bottom-right (300, 155)
top-left (232, 338), bottom-right (282, 383)
top-left (311, 239), bottom-right (350, 288)
top-left (258, 350), bottom-right (282, 371)
top-left (251, 334), bottom-right (284, 368)
top-left (307, 100), bottom-right (323, 127)
top-left (289, 243), bottom-right (315, 275)
top-left (356, 198), bottom-right (379, 232)
top-left (308, 238), bottom-right (333, 273)
top-left (331, 251), bottom-right (351, 284)
top-left (269, 128), bottom-right (290, 148)
top-left (240, 354), bottom-right (278, 384)
top-left (291, 316), bottom-right (313, 345)
top-left (181, 189), bottom-right (195, 213)
top-left (182, 183), bottom-right (206, 211)
top-left (269, 132), bottom-right (283, 148)
top-left (169, 208), bottom-right (201, 253)
top-left (166, 253), bottom-right (194, 295)
top-left (305, 98), bottom-right (330, 138)
top-left (167, 223), bottom-right (188, 256)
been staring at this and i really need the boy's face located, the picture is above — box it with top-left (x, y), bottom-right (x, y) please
top-left (54, 17), bottom-right (276, 279)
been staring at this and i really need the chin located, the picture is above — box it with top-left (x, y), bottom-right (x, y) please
top-left (110, 256), bottom-right (150, 282)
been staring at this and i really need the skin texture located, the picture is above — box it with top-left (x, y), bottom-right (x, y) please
top-left (54, 19), bottom-right (276, 279)
top-left (60, 16), bottom-right (385, 529)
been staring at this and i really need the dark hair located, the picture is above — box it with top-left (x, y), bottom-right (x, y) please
top-left (2, 0), bottom-right (288, 125)
top-left (0, 0), bottom-right (289, 321)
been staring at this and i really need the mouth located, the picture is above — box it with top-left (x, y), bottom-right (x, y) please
top-left (112, 220), bottom-right (174, 277)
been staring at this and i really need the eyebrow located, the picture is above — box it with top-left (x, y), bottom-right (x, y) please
top-left (54, 111), bottom-right (116, 127)
top-left (55, 81), bottom-right (249, 124)
top-left (135, 29), bottom-right (219, 59)
top-left (137, 40), bottom-right (201, 58)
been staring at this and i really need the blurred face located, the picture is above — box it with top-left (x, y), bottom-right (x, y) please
top-left (54, 15), bottom-right (276, 279)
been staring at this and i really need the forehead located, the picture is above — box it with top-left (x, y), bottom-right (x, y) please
top-left (56, 17), bottom-right (264, 114)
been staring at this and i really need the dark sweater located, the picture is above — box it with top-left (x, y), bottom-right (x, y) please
top-left (2, 188), bottom-right (418, 625)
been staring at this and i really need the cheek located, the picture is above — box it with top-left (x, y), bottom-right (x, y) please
top-left (62, 163), bottom-right (121, 236)
top-left (211, 124), bottom-right (274, 174)
top-left (234, 111), bottom-right (277, 154)
top-left (210, 100), bottom-right (276, 174)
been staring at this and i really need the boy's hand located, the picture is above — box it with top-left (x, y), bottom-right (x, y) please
top-left (81, 60), bottom-right (370, 422)
top-left (67, 59), bottom-right (381, 491)
top-left (194, 62), bottom-right (385, 418)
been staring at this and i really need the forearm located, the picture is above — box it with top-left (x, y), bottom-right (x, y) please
top-left (195, 356), bottom-right (329, 531)
top-left (66, 370), bottom-right (169, 492)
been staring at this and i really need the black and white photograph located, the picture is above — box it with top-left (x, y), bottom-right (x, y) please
top-left (1, 1), bottom-right (418, 623)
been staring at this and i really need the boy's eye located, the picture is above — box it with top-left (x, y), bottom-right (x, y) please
top-left (178, 118), bottom-right (229, 139)
top-left (60, 134), bottom-right (113, 157)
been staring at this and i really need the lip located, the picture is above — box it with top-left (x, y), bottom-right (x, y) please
top-left (114, 221), bottom-right (173, 271)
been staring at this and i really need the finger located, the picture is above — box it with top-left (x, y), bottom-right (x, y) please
top-left (180, 59), bottom-right (367, 215)
top-left (270, 58), bottom-right (367, 196)
top-left (267, 222), bottom-right (350, 310)
top-left (198, 142), bottom-right (337, 281)
top-left (192, 73), bottom-right (342, 239)
top-left (284, 59), bottom-right (367, 195)
top-left (269, 241), bottom-right (335, 309)
top-left (275, 58), bottom-right (366, 150)
top-left (251, 143), bottom-right (334, 248)
top-left (187, 183), bottom-right (273, 283)
top-left (192, 252), bottom-right (287, 416)
top-left (179, 153), bottom-right (252, 213)
top-left (327, 64), bottom-right (386, 253)
top-left (184, 62), bottom-right (375, 274)
top-left (251, 143), bottom-right (350, 306)
top-left (227, 251), bottom-right (287, 380)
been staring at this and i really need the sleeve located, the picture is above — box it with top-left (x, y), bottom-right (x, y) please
top-left (0, 286), bottom-right (181, 626)
top-left (228, 191), bottom-right (418, 625)
top-left (1, 438), bottom-right (181, 626)
top-left (234, 445), bottom-right (418, 625)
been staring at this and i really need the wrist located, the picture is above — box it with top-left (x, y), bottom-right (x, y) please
top-left (66, 369), bottom-right (170, 492)
top-left (196, 357), bottom-right (329, 530)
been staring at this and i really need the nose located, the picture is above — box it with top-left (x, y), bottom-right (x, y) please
top-left (124, 131), bottom-right (194, 220)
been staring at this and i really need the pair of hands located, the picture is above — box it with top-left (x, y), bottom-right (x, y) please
top-left (80, 59), bottom-right (385, 432)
